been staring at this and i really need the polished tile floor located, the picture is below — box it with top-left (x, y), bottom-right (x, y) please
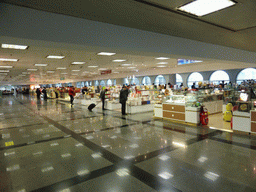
top-left (1, 95), bottom-right (256, 192)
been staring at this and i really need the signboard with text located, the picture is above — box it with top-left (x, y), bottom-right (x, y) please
top-left (101, 70), bottom-right (112, 75)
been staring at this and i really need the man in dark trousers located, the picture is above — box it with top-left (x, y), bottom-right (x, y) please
top-left (99, 89), bottom-right (107, 110)
top-left (119, 85), bottom-right (130, 115)
top-left (36, 88), bottom-right (41, 100)
top-left (42, 88), bottom-right (47, 100)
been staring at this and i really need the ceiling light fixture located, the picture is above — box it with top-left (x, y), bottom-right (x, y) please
top-left (0, 66), bottom-right (13, 68)
top-left (0, 58), bottom-right (18, 62)
top-left (1, 44), bottom-right (28, 50)
top-left (88, 66), bottom-right (98, 68)
top-left (157, 65), bottom-right (167, 68)
top-left (0, 70), bottom-right (10, 73)
top-left (71, 62), bottom-right (85, 65)
top-left (47, 71), bottom-right (55, 73)
top-left (121, 64), bottom-right (132, 66)
top-left (61, 73), bottom-right (68, 75)
top-left (34, 64), bottom-right (48, 66)
top-left (113, 72), bottom-right (119, 73)
top-left (97, 52), bottom-right (116, 56)
top-left (46, 55), bottom-right (65, 59)
top-left (177, 0), bottom-right (236, 16)
top-left (155, 57), bottom-right (170, 60)
top-left (157, 62), bottom-right (168, 64)
top-left (0, 73), bottom-right (8, 75)
top-left (72, 70), bottom-right (80, 71)
top-left (83, 71), bottom-right (89, 73)
top-left (98, 68), bottom-right (107, 70)
top-left (113, 59), bottom-right (126, 62)
top-left (27, 69), bottom-right (38, 71)
top-left (128, 67), bottom-right (136, 69)
top-left (57, 67), bottom-right (67, 70)
top-left (71, 74), bottom-right (78, 76)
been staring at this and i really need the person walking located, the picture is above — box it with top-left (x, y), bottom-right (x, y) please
top-left (36, 88), bottom-right (41, 99)
top-left (119, 85), bottom-right (130, 115)
top-left (42, 88), bottom-right (47, 100)
top-left (68, 87), bottom-right (75, 106)
top-left (99, 88), bottom-right (107, 110)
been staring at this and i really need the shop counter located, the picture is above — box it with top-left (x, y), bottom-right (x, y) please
top-left (154, 104), bottom-right (163, 118)
top-left (105, 101), bottom-right (120, 110)
top-left (127, 104), bottom-right (154, 114)
top-left (233, 111), bottom-right (251, 132)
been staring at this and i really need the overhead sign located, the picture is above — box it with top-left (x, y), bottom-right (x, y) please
top-left (177, 59), bottom-right (203, 65)
top-left (101, 70), bottom-right (112, 75)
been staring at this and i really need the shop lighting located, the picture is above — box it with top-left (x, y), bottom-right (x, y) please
top-left (88, 66), bottom-right (98, 68)
top-left (72, 70), bottom-right (80, 71)
top-left (97, 52), bottom-right (116, 56)
top-left (27, 69), bottom-right (38, 71)
top-left (0, 70), bottom-right (10, 72)
top-left (113, 59), bottom-right (126, 62)
top-left (155, 57), bottom-right (170, 60)
top-left (34, 64), bottom-right (48, 66)
top-left (0, 58), bottom-right (18, 62)
top-left (57, 67), bottom-right (67, 70)
top-left (157, 62), bottom-right (168, 64)
top-left (177, 0), bottom-right (236, 16)
top-left (1, 44), bottom-right (28, 50)
top-left (46, 55), bottom-right (65, 59)
top-left (0, 66), bottom-right (13, 68)
top-left (71, 62), bottom-right (85, 65)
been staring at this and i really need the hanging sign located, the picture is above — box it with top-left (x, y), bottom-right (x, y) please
top-left (101, 70), bottom-right (112, 75)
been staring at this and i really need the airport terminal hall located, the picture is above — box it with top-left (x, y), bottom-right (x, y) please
top-left (1, 1), bottom-right (256, 192)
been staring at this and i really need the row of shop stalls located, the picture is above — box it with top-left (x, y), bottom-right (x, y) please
top-left (29, 81), bottom-right (256, 135)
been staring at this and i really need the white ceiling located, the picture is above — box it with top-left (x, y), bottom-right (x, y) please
top-left (0, 1), bottom-right (256, 85)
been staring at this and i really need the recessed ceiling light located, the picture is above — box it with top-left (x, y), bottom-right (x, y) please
top-left (1, 44), bottom-right (28, 50)
top-left (113, 59), bottom-right (126, 62)
top-left (128, 67), bottom-right (136, 69)
top-left (121, 64), bottom-right (132, 66)
top-left (155, 57), bottom-right (170, 60)
top-left (34, 64), bottom-right (48, 66)
top-left (97, 52), bottom-right (116, 56)
top-left (0, 70), bottom-right (10, 73)
top-left (178, 0), bottom-right (236, 16)
top-left (0, 66), bottom-right (13, 68)
top-left (47, 71), bottom-right (55, 73)
top-left (46, 55), bottom-right (65, 59)
top-left (157, 62), bottom-right (168, 64)
top-left (0, 58), bottom-right (18, 62)
top-left (88, 66), bottom-right (98, 68)
top-left (61, 73), bottom-right (68, 75)
top-left (98, 68), bottom-right (107, 70)
top-left (27, 69), bottom-right (38, 71)
top-left (57, 67), bottom-right (67, 70)
top-left (157, 65), bottom-right (167, 68)
top-left (71, 62), bottom-right (85, 65)
top-left (72, 70), bottom-right (80, 71)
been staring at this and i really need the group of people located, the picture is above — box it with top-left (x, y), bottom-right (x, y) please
top-left (36, 88), bottom-right (47, 100)
top-left (99, 85), bottom-right (130, 115)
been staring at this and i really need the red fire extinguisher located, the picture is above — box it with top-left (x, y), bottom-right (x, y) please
top-left (200, 106), bottom-right (209, 125)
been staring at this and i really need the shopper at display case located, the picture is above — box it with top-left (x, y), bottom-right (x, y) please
top-left (119, 85), bottom-right (130, 115)
top-left (42, 88), bottom-right (47, 100)
top-left (68, 87), bottom-right (75, 106)
top-left (36, 88), bottom-right (41, 100)
top-left (99, 89), bottom-right (107, 110)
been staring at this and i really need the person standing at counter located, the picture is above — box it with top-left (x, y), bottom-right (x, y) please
top-left (119, 85), bottom-right (130, 115)
top-left (68, 87), bottom-right (75, 106)
top-left (42, 88), bottom-right (47, 100)
top-left (99, 89), bottom-right (107, 110)
top-left (36, 88), bottom-right (41, 99)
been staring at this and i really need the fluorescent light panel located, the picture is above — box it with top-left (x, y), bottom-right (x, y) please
top-left (71, 62), bottom-right (85, 65)
top-left (72, 70), bottom-right (80, 71)
top-left (0, 58), bottom-right (18, 62)
top-left (57, 67), bottom-right (67, 70)
top-left (88, 66), bottom-right (98, 68)
top-left (1, 44), bottom-right (28, 50)
top-left (121, 64), bottom-right (131, 66)
top-left (35, 64), bottom-right (48, 66)
top-left (157, 62), bottom-right (168, 64)
top-left (98, 68), bottom-right (107, 70)
top-left (157, 65), bottom-right (167, 68)
top-left (0, 73), bottom-right (8, 75)
top-left (113, 59), bottom-right (126, 62)
top-left (46, 55), bottom-right (65, 59)
top-left (97, 52), bottom-right (116, 56)
top-left (0, 70), bottom-right (10, 72)
top-left (0, 66), bottom-right (13, 68)
top-left (27, 69), bottom-right (38, 71)
top-left (47, 71), bottom-right (55, 73)
top-left (155, 57), bottom-right (170, 60)
top-left (177, 0), bottom-right (236, 16)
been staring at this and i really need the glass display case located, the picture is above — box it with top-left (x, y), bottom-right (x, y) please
top-left (163, 94), bottom-right (199, 107)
